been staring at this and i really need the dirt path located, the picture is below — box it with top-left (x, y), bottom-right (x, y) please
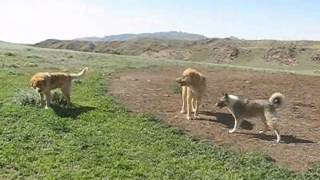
top-left (109, 67), bottom-right (320, 171)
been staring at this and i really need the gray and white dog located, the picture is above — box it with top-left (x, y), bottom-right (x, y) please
top-left (216, 92), bottom-right (285, 143)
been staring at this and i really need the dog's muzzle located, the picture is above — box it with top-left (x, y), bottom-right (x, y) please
top-left (215, 101), bottom-right (226, 109)
top-left (175, 77), bottom-right (186, 86)
top-left (177, 81), bottom-right (186, 86)
top-left (34, 87), bottom-right (42, 93)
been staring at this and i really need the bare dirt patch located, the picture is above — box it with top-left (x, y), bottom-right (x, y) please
top-left (109, 67), bottom-right (320, 171)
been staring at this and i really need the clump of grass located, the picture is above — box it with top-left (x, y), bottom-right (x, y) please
top-left (8, 64), bottom-right (20, 68)
top-left (26, 55), bottom-right (41, 59)
top-left (24, 62), bottom-right (38, 67)
top-left (74, 79), bottom-right (83, 84)
top-left (7, 69), bottom-right (23, 76)
top-left (171, 82), bottom-right (182, 94)
top-left (4, 52), bottom-right (16, 57)
top-left (13, 89), bottom-right (40, 106)
top-left (13, 89), bottom-right (67, 106)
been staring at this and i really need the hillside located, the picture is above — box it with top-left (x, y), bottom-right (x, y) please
top-left (75, 31), bottom-right (207, 41)
top-left (1, 41), bottom-right (320, 178)
top-left (34, 37), bottom-right (320, 70)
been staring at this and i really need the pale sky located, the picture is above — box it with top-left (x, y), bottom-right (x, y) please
top-left (1, 0), bottom-right (320, 43)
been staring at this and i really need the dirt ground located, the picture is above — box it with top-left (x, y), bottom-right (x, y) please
top-left (108, 67), bottom-right (320, 171)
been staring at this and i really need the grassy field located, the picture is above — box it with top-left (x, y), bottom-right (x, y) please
top-left (0, 42), bottom-right (319, 179)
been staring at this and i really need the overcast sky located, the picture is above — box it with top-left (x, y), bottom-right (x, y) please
top-left (1, 0), bottom-right (320, 43)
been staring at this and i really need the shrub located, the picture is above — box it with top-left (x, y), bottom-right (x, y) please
top-left (13, 89), bottom-right (67, 106)
top-left (13, 89), bottom-right (40, 106)
top-left (171, 82), bottom-right (182, 94)
top-left (51, 90), bottom-right (68, 106)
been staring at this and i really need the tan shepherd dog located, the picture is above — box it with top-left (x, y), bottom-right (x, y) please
top-left (30, 67), bottom-right (88, 109)
top-left (216, 92), bottom-right (285, 143)
top-left (176, 68), bottom-right (206, 120)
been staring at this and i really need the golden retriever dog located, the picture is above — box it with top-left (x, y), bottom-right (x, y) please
top-left (216, 92), bottom-right (285, 143)
top-left (30, 67), bottom-right (88, 109)
top-left (176, 68), bottom-right (206, 120)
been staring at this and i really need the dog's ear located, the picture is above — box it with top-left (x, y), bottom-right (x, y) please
top-left (190, 72), bottom-right (200, 80)
top-left (175, 77), bottom-right (182, 83)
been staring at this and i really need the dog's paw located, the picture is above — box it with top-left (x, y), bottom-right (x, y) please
top-left (45, 106), bottom-right (49, 110)
top-left (228, 129), bottom-right (236, 133)
top-left (258, 130), bottom-right (265, 134)
top-left (193, 115), bottom-right (200, 119)
top-left (187, 116), bottom-right (192, 120)
top-left (180, 110), bottom-right (186, 114)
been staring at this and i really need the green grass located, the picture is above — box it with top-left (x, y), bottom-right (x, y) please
top-left (0, 41), bottom-right (319, 179)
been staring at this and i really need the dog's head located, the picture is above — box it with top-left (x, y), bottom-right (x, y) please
top-left (30, 73), bottom-right (48, 93)
top-left (175, 71), bottom-right (200, 86)
top-left (215, 93), bottom-right (229, 109)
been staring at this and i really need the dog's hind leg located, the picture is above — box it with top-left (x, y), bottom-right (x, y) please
top-left (259, 116), bottom-right (269, 134)
top-left (265, 111), bottom-right (281, 143)
top-left (193, 97), bottom-right (201, 119)
top-left (192, 97), bottom-right (196, 113)
top-left (268, 122), bottom-right (281, 143)
top-left (180, 86), bottom-right (187, 114)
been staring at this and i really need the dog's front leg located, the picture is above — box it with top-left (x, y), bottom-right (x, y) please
top-left (228, 109), bottom-right (239, 133)
top-left (180, 86), bottom-right (187, 114)
top-left (186, 91), bottom-right (192, 120)
top-left (45, 92), bottom-right (51, 109)
top-left (39, 93), bottom-right (45, 107)
top-left (229, 118), bottom-right (239, 133)
top-left (274, 128), bottom-right (281, 143)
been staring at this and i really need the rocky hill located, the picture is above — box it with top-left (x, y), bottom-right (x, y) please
top-left (34, 36), bottom-right (320, 67)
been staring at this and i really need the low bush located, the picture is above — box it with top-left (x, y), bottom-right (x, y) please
top-left (13, 89), bottom-right (67, 106)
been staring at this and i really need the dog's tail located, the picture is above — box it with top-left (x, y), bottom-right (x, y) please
top-left (70, 67), bottom-right (88, 79)
top-left (269, 92), bottom-right (285, 109)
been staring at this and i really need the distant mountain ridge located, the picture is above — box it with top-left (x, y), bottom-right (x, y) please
top-left (75, 31), bottom-right (208, 42)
